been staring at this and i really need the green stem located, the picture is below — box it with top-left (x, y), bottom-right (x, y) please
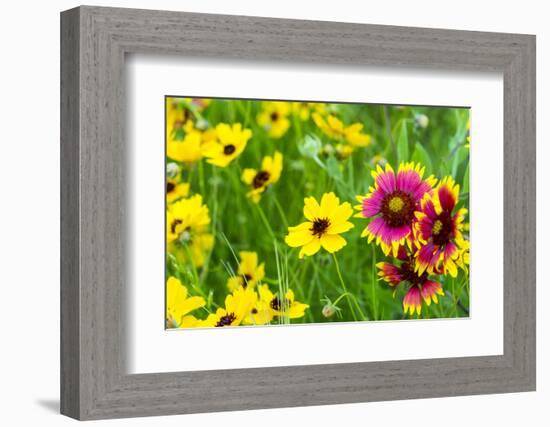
top-left (255, 203), bottom-right (277, 241)
top-left (332, 253), bottom-right (360, 321)
top-left (272, 194), bottom-right (289, 228)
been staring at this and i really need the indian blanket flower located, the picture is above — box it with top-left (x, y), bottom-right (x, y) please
top-left (166, 276), bottom-right (206, 328)
top-left (256, 284), bottom-right (309, 320)
top-left (227, 251), bottom-right (265, 292)
top-left (414, 176), bottom-right (468, 277)
top-left (166, 195), bottom-right (214, 267)
top-left (312, 112), bottom-right (371, 147)
top-left (201, 286), bottom-right (257, 327)
top-left (241, 151), bottom-right (283, 203)
top-left (377, 248), bottom-right (444, 316)
top-left (285, 192), bottom-right (354, 258)
top-left (257, 102), bottom-right (291, 138)
top-left (355, 162), bottom-right (436, 257)
top-left (201, 123), bottom-right (252, 167)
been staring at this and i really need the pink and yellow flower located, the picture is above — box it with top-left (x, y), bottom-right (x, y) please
top-left (377, 248), bottom-right (444, 316)
top-left (355, 162), bottom-right (436, 256)
top-left (414, 176), bottom-right (468, 277)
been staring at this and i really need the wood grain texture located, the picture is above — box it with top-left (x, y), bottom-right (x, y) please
top-left (60, 5), bottom-right (536, 420)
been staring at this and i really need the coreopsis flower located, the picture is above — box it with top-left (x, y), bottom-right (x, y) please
top-left (165, 277), bottom-right (206, 328)
top-left (285, 192), bottom-right (354, 258)
top-left (312, 112), bottom-right (371, 147)
top-left (166, 178), bottom-right (189, 204)
top-left (291, 102), bottom-right (327, 121)
top-left (355, 162), bottom-right (436, 257)
top-left (256, 284), bottom-right (309, 319)
top-left (166, 97), bottom-right (194, 139)
top-left (241, 151), bottom-right (283, 203)
top-left (201, 286), bottom-right (257, 327)
top-left (201, 123), bottom-right (252, 167)
top-left (227, 251), bottom-right (265, 292)
top-left (414, 176), bottom-right (468, 277)
top-left (166, 195), bottom-right (214, 267)
top-left (377, 248), bottom-right (444, 316)
top-left (167, 130), bottom-right (203, 164)
top-left (257, 102), bottom-right (291, 138)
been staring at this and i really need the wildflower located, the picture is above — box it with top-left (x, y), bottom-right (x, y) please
top-left (257, 102), bottom-right (291, 138)
top-left (166, 277), bottom-right (205, 328)
top-left (285, 192), bottom-right (354, 258)
top-left (166, 195), bottom-right (214, 267)
top-left (166, 97), bottom-right (194, 139)
top-left (414, 176), bottom-right (468, 277)
top-left (201, 123), bottom-right (252, 167)
top-left (201, 286), bottom-right (257, 327)
top-left (298, 134), bottom-right (323, 159)
top-left (167, 130), bottom-right (203, 164)
top-left (291, 102), bottom-right (327, 121)
top-left (312, 112), bottom-right (371, 147)
top-left (241, 151), bottom-right (283, 202)
top-left (355, 162), bottom-right (436, 257)
top-left (242, 292), bottom-right (274, 325)
top-left (166, 178), bottom-right (189, 204)
top-left (377, 248), bottom-right (444, 316)
top-left (257, 284), bottom-right (309, 319)
top-left (227, 251), bottom-right (265, 291)
top-left (414, 113), bottom-right (429, 129)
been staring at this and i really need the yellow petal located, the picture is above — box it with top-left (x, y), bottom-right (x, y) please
top-left (285, 228), bottom-right (314, 247)
top-left (303, 196), bottom-right (321, 221)
top-left (320, 234), bottom-right (347, 253)
top-left (299, 238), bottom-right (321, 258)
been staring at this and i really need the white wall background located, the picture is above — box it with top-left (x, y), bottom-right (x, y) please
top-left (0, 0), bottom-right (546, 425)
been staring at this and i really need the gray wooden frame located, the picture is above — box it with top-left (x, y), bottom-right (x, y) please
top-left (60, 5), bottom-right (536, 420)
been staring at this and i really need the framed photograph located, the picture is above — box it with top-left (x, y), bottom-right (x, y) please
top-left (61, 6), bottom-right (536, 420)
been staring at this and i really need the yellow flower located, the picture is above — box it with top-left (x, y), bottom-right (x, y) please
top-left (285, 192), bottom-right (354, 258)
top-left (335, 144), bottom-right (354, 160)
top-left (241, 151), bottom-right (283, 203)
top-left (257, 102), bottom-right (291, 138)
top-left (166, 277), bottom-right (205, 328)
top-left (291, 102), bottom-right (327, 121)
top-left (201, 123), bottom-right (252, 167)
top-left (166, 195), bottom-right (214, 267)
top-left (167, 130), bottom-right (203, 164)
top-left (227, 251), bottom-right (265, 291)
top-left (166, 97), bottom-right (194, 140)
top-left (242, 292), bottom-right (274, 325)
top-left (201, 286), bottom-right (257, 327)
top-left (312, 112), bottom-right (371, 147)
top-left (257, 284), bottom-right (309, 319)
top-left (166, 178), bottom-right (189, 203)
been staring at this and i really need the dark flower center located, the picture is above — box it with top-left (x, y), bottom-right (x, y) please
top-left (170, 219), bottom-right (182, 234)
top-left (215, 312), bottom-right (236, 327)
top-left (310, 217), bottom-right (330, 237)
top-left (174, 109), bottom-right (192, 129)
top-left (431, 212), bottom-right (454, 246)
top-left (270, 297), bottom-right (291, 311)
top-left (380, 190), bottom-right (415, 227)
top-left (270, 111), bottom-right (279, 122)
top-left (252, 170), bottom-right (270, 189)
top-left (241, 273), bottom-right (253, 288)
top-left (400, 260), bottom-right (428, 287)
top-left (166, 182), bottom-right (175, 193)
top-left (224, 144), bottom-right (236, 155)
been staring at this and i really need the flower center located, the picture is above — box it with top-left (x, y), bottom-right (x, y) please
top-left (380, 190), bottom-right (415, 227)
top-left (388, 196), bottom-right (405, 212)
top-left (310, 217), bottom-right (330, 237)
top-left (252, 170), bottom-right (271, 189)
top-left (224, 144), bottom-right (236, 155)
top-left (170, 219), bottom-right (182, 234)
top-left (166, 181), bottom-right (175, 193)
top-left (432, 213), bottom-right (454, 246)
top-left (215, 312), bottom-right (236, 327)
top-left (241, 273), bottom-right (253, 288)
top-left (400, 260), bottom-right (428, 287)
top-left (270, 297), bottom-right (291, 311)
top-left (270, 111), bottom-right (279, 122)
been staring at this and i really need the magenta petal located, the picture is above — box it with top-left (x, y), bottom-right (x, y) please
top-left (362, 190), bottom-right (384, 217)
top-left (413, 180), bottom-right (433, 202)
top-left (403, 286), bottom-right (422, 311)
top-left (390, 225), bottom-right (410, 242)
top-left (438, 185), bottom-right (456, 211)
top-left (421, 198), bottom-right (437, 220)
top-left (367, 217), bottom-right (386, 238)
top-left (443, 242), bottom-right (457, 262)
top-left (376, 170), bottom-right (396, 194)
top-left (397, 170), bottom-right (421, 193)
top-left (421, 280), bottom-right (442, 299)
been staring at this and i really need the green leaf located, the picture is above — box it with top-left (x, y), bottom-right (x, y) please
top-left (462, 163), bottom-right (470, 194)
top-left (396, 120), bottom-right (409, 164)
top-left (411, 142), bottom-right (433, 176)
top-left (326, 155), bottom-right (342, 181)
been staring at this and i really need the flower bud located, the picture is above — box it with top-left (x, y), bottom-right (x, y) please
top-left (322, 304), bottom-right (336, 318)
top-left (166, 162), bottom-right (180, 179)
